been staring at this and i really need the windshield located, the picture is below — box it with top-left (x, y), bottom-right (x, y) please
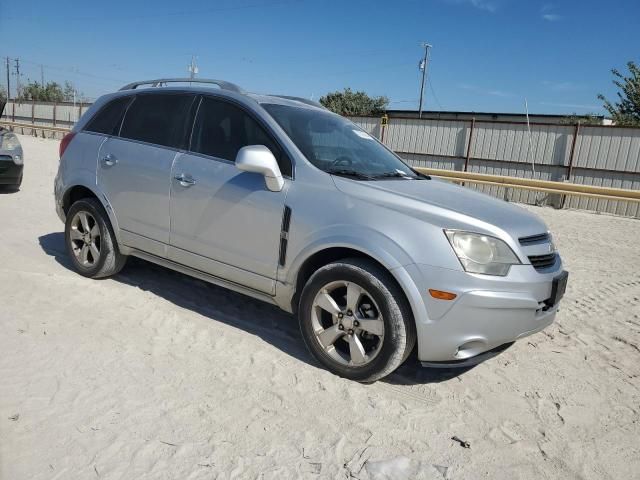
top-left (262, 103), bottom-right (421, 180)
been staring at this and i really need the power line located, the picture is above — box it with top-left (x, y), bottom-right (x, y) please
top-left (17, 57), bottom-right (127, 85)
top-left (296, 61), bottom-right (415, 79)
top-left (428, 77), bottom-right (444, 111)
top-left (3, 0), bottom-right (302, 22)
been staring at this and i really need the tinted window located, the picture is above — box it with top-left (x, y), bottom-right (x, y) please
top-left (120, 94), bottom-right (195, 149)
top-left (85, 96), bottom-right (131, 135)
top-left (191, 97), bottom-right (292, 177)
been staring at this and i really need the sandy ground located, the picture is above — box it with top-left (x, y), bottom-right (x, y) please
top-left (0, 135), bottom-right (639, 480)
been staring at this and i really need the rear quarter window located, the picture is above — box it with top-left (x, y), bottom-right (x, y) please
top-left (84, 96), bottom-right (132, 136)
top-left (120, 94), bottom-right (195, 149)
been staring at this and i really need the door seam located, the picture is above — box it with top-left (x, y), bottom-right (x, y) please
top-left (168, 150), bottom-right (182, 258)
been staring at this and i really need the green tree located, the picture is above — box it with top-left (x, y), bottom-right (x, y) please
top-left (558, 113), bottom-right (602, 125)
top-left (319, 88), bottom-right (388, 116)
top-left (0, 86), bottom-right (6, 103)
top-left (63, 81), bottom-right (76, 102)
top-left (598, 61), bottom-right (640, 126)
top-left (18, 80), bottom-right (82, 103)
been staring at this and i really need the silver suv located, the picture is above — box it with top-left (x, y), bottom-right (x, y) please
top-left (54, 78), bottom-right (568, 382)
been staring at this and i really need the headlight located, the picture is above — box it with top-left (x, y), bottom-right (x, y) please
top-left (1, 133), bottom-right (21, 151)
top-left (548, 232), bottom-right (557, 252)
top-left (445, 230), bottom-right (521, 276)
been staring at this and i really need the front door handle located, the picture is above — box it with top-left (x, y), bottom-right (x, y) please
top-left (101, 153), bottom-right (118, 167)
top-left (174, 173), bottom-right (196, 187)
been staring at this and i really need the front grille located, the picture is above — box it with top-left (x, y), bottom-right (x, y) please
top-left (519, 232), bottom-right (550, 246)
top-left (528, 253), bottom-right (557, 271)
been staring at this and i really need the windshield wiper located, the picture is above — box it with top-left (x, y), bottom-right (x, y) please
top-left (414, 170), bottom-right (431, 180)
top-left (372, 171), bottom-right (418, 179)
top-left (373, 169), bottom-right (431, 180)
top-left (326, 168), bottom-right (375, 180)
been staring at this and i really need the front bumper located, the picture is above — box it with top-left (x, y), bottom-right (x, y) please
top-left (403, 260), bottom-right (565, 363)
top-left (0, 156), bottom-right (23, 185)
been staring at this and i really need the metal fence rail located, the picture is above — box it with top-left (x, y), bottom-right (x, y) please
top-left (1, 120), bottom-right (71, 136)
top-left (350, 115), bottom-right (640, 218)
top-left (416, 167), bottom-right (640, 203)
top-left (1, 100), bottom-right (89, 139)
top-left (3, 99), bottom-right (640, 217)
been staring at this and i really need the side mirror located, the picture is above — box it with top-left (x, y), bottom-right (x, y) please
top-left (235, 145), bottom-right (285, 192)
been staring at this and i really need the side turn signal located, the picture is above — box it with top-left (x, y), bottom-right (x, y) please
top-left (428, 289), bottom-right (457, 301)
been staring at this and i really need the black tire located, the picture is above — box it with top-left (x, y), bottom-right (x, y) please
top-left (65, 198), bottom-right (127, 278)
top-left (299, 258), bottom-right (416, 382)
top-left (1, 173), bottom-right (22, 192)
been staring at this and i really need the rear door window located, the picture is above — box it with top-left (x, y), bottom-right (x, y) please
top-left (190, 97), bottom-right (292, 177)
top-left (120, 93), bottom-right (195, 149)
top-left (84, 96), bottom-right (132, 136)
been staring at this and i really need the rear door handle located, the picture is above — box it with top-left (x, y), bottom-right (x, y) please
top-left (174, 173), bottom-right (196, 187)
top-left (101, 153), bottom-right (117, 167)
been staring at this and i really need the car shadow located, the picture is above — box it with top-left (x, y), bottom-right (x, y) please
top-left (39, 231), bottom-right (477, 385)
top-left (0, 186), bottom-right (20, 194)
top-left (386, 356), bottom-right (476, 385)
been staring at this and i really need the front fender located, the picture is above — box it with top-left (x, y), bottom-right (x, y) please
top-left (282, 225), bottom-right (414, 287)
top-left (278, 227), bottom-right (430, 327)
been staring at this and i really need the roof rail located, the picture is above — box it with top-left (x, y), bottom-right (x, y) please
top-left (269, 95), bottom-right (326, 110)
top-left (119, 78), bottom-right (243, 93)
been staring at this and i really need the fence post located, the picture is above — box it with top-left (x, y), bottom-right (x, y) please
top-left (31, 99), bottom-right (36, 137)
top-left (464, 117), bottom-right (475, 172)
top-left (566, 121), bottom-right (580, 181)
top-left (461, 117), bottom-right (476, 187)
top-left (560, 121), bottom-right (581, 209)
top-left (380, 114), bottom-right (389, 143)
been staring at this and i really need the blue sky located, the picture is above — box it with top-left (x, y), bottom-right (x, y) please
top-left (1, 0), bottom-right (638, 114)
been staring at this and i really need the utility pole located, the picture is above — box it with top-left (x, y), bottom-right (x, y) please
top-left (13, 58), bottom-right (21, 99)
top-left (418, 43), bottom-right (432, 119)
top-left (188, 55), bottom-right (198, 81)
top-left (5, 57), bottom-right (10, 100)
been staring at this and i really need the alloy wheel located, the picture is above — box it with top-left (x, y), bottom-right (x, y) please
top-left (69, 211), bottom-right (101, 267)
top-left (311, 280), bottom-right (385, 367)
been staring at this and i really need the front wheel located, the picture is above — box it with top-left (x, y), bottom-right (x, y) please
top-left (65, 198), bottom-right (127, 278)
top-left (299, 258), bottom-right (416, 382)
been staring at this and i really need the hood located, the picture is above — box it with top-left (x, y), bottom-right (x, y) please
top-left (333, 176), bottom-right (549, 240)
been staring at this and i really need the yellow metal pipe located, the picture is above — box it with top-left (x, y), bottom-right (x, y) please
top-left (0, 121), bottom-right (71, 134)
top-left (426, 175), bottom-right (640, 203)
top-left (415, 167), bottom-right (640, 201)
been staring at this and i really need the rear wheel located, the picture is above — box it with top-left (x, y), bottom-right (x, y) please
top-left (299, 258), bottom-right (416, 382)
top-left (65, 198), bottom-right (126, 278)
